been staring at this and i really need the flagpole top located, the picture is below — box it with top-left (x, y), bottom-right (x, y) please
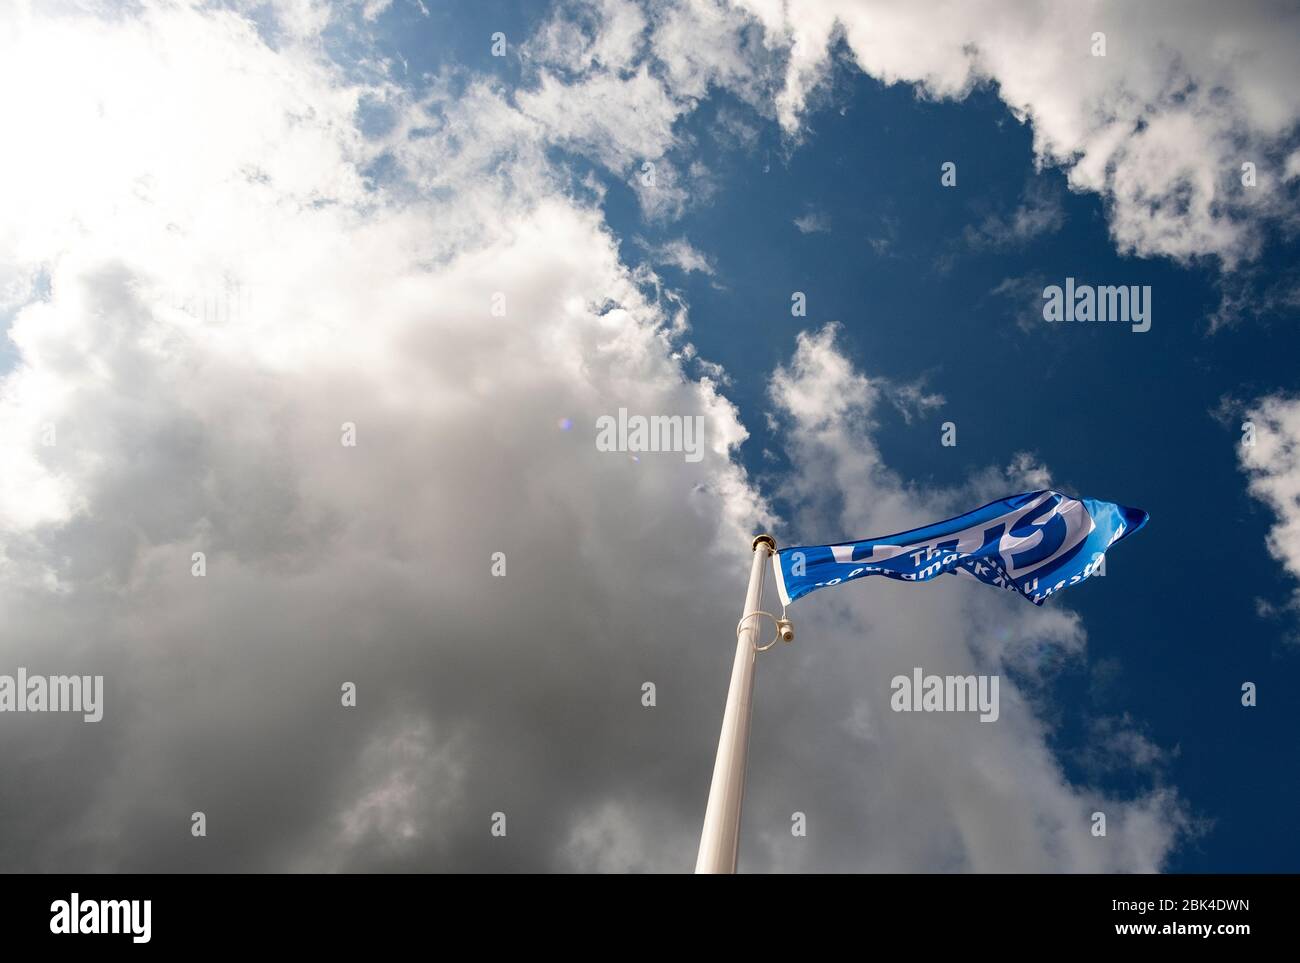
top-left (752, 533), bottom-right (776, 553)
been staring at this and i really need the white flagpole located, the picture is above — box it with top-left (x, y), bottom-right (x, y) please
top-left (695, 533), bottom-right (776, 874)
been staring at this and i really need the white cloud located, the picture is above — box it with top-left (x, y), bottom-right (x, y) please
top-left (325, 718), bottom-right (467, 867)
top-left (461, 0), bottom-right (1299, 267)
top-left (639, 236), bottom-right (717, 275)
top-left (793, 209), bottom-right (831, 234)
top-left (517, 65), bottom-right (684, 171)
top-left (710, 104), bottom-right (762, 150)
top-left (629, 155), bottom-right (717, 222)
top-left (559, 799), bottom-right (696, 872)
top-left (1083, 715), bottom-right (1173, 774)
top-left (513, 0), bottom-right (778, 221)
top-left (728, 0), bottom-right (1300, 266)
top-left (524, 0), bottom-right (648, 75)
top-left (647, 0), bottom-right (777, 107)
top-left (1239, 394), bottom-right (1300, 614)
top-left (360, 0), bottom-right (394, 22)
top-left (964, 179), bottom-right (1065, 250)
top-left (0, 0), bottom-right (767, 871)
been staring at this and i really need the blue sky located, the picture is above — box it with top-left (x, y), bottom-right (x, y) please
top-left (530, 13), bottom-right (1300, 871)
top-left (730, 110), bottom-right (1294, 867)
top-left (2, 0), bottom-right (1299, 873)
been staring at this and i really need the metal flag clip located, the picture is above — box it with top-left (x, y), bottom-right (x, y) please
top-left (736, 605), bottom-right (794, 652)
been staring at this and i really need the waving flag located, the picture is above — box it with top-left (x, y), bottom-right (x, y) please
top-left (772, 490), bottom-right (1147, 606)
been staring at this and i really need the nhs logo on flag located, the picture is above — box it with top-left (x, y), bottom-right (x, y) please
top-left (772, 490), bottom-right (1147, 607)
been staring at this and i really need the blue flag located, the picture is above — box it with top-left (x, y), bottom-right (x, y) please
top-left (773, 490), bottom-right (1147, 606)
